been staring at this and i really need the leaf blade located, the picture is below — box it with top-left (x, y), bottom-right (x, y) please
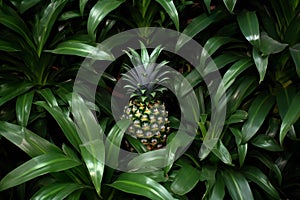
top-left (279, 90), bottom-right (300, 144)
top-left (0, 153), bottom-right (81, 191)
top-left (155, 0), bottom-right (179, 30)
top-left (16, 90), bottom-right (35, 127)
top-left (0, 121), bottom-right (61, 157)
top-left (87, 0), bottom-right (125, 41)
top-left (108, 173), bottom-right (176, 200)
top-left (241, 94), bottom-right (275, 143)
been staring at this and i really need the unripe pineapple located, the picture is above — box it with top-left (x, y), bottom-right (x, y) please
top-left (121, 42), bottom-right (170, 151)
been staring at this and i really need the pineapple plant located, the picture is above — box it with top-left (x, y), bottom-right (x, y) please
top-left (121, 42), bottom-right (171, 151)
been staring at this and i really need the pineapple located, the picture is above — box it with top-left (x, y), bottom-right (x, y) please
top-left (121, 42), bottom-right (171, 151)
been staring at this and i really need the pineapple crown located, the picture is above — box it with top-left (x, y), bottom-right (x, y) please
top-left (122, 42), bottom-right (170, 102)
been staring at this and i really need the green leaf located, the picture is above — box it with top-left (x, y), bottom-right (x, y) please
top-left (87, 0), bottom-right (125, 41)
top-left (80, 140), bottom-right (105, 197)
top-left (251, 135), bottom-right (283, 151)
top-left (227, 76), bottom-right (258, 114)
top-left (66, 190), bottom-right (84, 200)
top-left (204, 0), bottom-right (211, 12)
top-left (243, 166), bottom-right (280, 199)
top-left (249, 152), bottom-right (282, 185)
top-left (241, 94), bottom-right (275, 143)
top-left (252, 47), bottom-right (268, 83)
top-left (124, 134), bottom-right (148, 153)
top-left (31, 183), bottom-right (88, 200)
top-left (222, 58), bottom-right (252, 90)
top-left (205, 53), bottom-right (241, 74)
top-left (200, 36), bottom-right (236, 74)
top-left (225, 110), bottom-right (248, 125)
top-left (276, 86), bottom-right (297, 118)
top-left (212, 140), bottom-right (232, 165)
top-left (155, 0), bottom-right (179, 30)
top-left (284, 13), bottom-right (300, 44)
top-left (71, 93), bottom-right (103, 143)
top-left (231, 128), bottom-right (247, 167)
top-left (108, 173), bottom-right (176, 200)
top-left (170, 164), bottom-right (201, 195)
top-left (0, 82), bottom-right (33, 106)
top-left (46, 41), bottom-right (115, 61)
top-left (289, 43), bottom-right (300, 77)
top-left (237, 11), bottom-right (260, 47)
top-left (72, 93), bottom-right (105, 196)
top-left (210, 172), bottom-right (225, 200)
top-left (223, 0), bottom-right (237, 13)
top-left (18, 0), bottom-right (41, 13)
top-left (0, 121), bottom-right (61, 157)
top-left (33, 0), bottom-right (68, 56)
top-left (0, 39), bottom-right (21, 52)
top-left (35, 101), bottom-right (81, 151)
top-left (176, 13), bottom-right (214, 50)
top-left (279, 90), bottom-right (300, 145)
top-left (0, 4), bottom-right (35, 49)
top-left (237, 143), bottom-right (247, 167)
top-left (221, 169), bottom-right (254, 200)
top-left (38, 88), bottom-right (59, 107)
top-left (259, 32), bottom-right (287, 55)
top-left (79, 0), bottom-right (89, 15)
top-left (59, 11), bottom-right (81, 21)
top-left (127, 149), bottom-right (167, 172)
top-left (16, 90), bottom-right (35, 127)
top-left (106, 120), bottom-right (130, 167)
top-left (0, 153), bottom-right (81, 191)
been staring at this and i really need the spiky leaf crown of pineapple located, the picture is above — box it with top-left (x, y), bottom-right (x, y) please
top-left (122, 42), bottom-right (170, 102)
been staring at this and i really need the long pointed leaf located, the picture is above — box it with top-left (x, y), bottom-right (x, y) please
top-left (222, 58), bottom-right (252, 91)
top-left (80, 0), bottom-right (89, 15)
top-left (237, 11), bottom-right (260, 47)
top-left (252, 47), bottom-right (268, 83)
top-left (18, 0), bottom-right (42, 13)
top-left (0, 153), bottom-right (81, 191)
top-left (259, 32), bottom-right (287, 55)
top-left (223, 0), bottom-right (237, 13)
top-left (80, 140), bottom-right (105, 197)
top-left (249, 151), bottom-right (282, 185)
top-left (0, 121), bottom-right (61, 157)
top-left (0, 82), bottom-right (33, 106)
top-left (127, 149), bottom-right (167, 172)
top-left (176, 13), bottom-right (214, 50)
top-left (38, 88), bottom-right (59, 108)
top-left (170, 164), bottom-right (201, 195)
top-left (0, 39), bottom-right (21, 52)
top-left (31, 183), bottom-right (88, 200)
top-left (16, 90), bottom-right (35, 127)
top-left (108, 173), bottom-right (176, 200)
top-left (243, 166), bottom-right (280, 199)
top-left (155, 0), bottom-right (179, 30)
top-left (105, 120), bottom-right (130, 168)
top-left (279, 90), bottom-right (300, 144)
top-left (46, 41), bottom-right (115, 61)
top-left (34, 0), bottom-right (68, 56)
top-left (241, 94), bottom-right (275, 143)
top-left (35, 101), bottom-right (81, 151)
top-left (221, 169), bottom-right (254, 200)
top-left (289, 43), bottom-right (300, 78)
top-left (87, 0), bottom-right (125, 41)
top-left (212, 140), bottom-right (232, 165)
top-left (0, 4), bottom-right (35, 49)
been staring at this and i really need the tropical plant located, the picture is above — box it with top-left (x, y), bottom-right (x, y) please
top-left (0, 0), bottom-right (299, 199)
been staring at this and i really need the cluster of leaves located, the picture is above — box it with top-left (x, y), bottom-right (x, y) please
top-left (0, 0), bottom-right (300, 199)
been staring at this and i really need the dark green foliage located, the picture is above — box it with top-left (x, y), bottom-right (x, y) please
top-left (0, 0), bottom-right (299, 199)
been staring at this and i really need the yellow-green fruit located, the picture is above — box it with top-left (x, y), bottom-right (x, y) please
top-left (122, 100), bottom-right (170, 151)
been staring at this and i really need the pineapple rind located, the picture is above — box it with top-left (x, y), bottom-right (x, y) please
top-left (122, 100), bottom-right (170, 150)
